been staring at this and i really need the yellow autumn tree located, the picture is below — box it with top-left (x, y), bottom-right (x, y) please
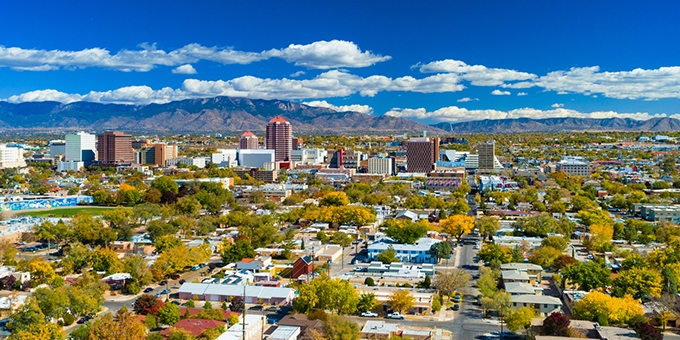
top-left (587, 224), bottom-right (613, 251)
top-left (573, 291), bottom-right (643, 325)
top-left (440, 215), bottom-right (475, 242)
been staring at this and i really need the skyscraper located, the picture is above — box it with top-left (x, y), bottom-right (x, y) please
top-left (97, 131), bottom-right (134, 165)
top-left (265, 116), bottom-right (292, 162)
top-left (477, 141), bottom-right (495, 172)
top-left (406, 137), bottom-right (436, 173)
top-left (64, 131), bottom-right (97, 166)
top-left (239, 131), bottom-right (259, 150)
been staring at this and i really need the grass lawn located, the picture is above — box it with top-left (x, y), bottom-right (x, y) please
top-left (19, 206), bottom-right (112, 218)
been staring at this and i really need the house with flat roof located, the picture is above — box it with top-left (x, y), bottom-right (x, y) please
top-left (500, 263), bottom-right (543, 282)
top-left (501, 270), bottom-right (531, 285)
top-left (511, 295), bottom-right (562, 316)
top-left (267, 325), bottom-right (301, 340)
top-left (178, 283), bottom-right (296, 305)
top-left (505, 282), bottom-right (542, 296)
top-left (368, 237), bottom-right (441, 264)
top-left (361, 320), bottom-right (432, 340)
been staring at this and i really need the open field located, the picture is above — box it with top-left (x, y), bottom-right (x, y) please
top-left (17, 206), bottom-right (112, 218)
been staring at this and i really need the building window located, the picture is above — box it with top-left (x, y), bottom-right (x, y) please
top-left (544, 304), bottom-right (547, 308)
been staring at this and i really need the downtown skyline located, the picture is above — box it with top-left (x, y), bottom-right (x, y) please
top-left (3, 1), bottom-right (680, 124)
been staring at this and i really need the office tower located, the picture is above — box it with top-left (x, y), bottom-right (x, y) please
top-left (49, 140), bottom-right (66, 158)
top-left (97, 131), bottom-right (134, 165)
top-left (239, 131), bottom-right (259, 150)
top-left (478, 141), bottom-right (495, 172)
top-left (265, 116), bottom-right (292, 162)
top-left (153, 143), bottom-right (177, 166)
top-left (65, 131), bottom-right (97, 166)
top-left (292, 137), bottom-right (303, 150)
top-left (406, 138), bottom-right (436, 173)
top-left (0, 144), bottom-right (26, 169)
top-left (368, 157), bottom-right (396, 175)
top-left (329, 149), bottom-right (344, 168)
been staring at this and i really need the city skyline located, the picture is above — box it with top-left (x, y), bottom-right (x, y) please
top-left (3, 2), bottom-right (680, 125)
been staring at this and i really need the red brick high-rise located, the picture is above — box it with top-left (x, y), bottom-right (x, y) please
top-left (406, 137), bottom-right (436, 173)
top-left (239, 131), bottom-right (259, 150)
top-left (265, 116), bottom-right (292, 162)
top-left (97, 131), bottom-right (134, 165)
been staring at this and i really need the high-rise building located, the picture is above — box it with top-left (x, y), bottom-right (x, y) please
top-left (265, 116), bottom-right (292, 162)
top-left (239, 131), bottom-right (259, 150)
top-left (329, 149), bottom-right (344, 168)
top-left (292, 137), bottom-right (303, 150)
top-left (477, 141), bottom-right (495, 172)
top-left (406, 138), bottom-right (436, 173)
top-left (65, 131), bottom-right (97, 165)
top-left (49, 140), bottom-right (66, 158)
top-left (0, 144), bottom-right (26, 169)
top-left (368, 157), bottom-right (396, 175)
top-left (97, 131), bottom-right (134, 165)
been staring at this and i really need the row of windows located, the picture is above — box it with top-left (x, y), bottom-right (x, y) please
top-left (512, 302), bottom-right (558, 309)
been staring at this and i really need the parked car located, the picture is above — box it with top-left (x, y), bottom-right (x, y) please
top-left (143, 287), bottom-right (154, 293)
top-left (453, 295), bottom-right (461, 303)
top-left (266, 306), bottom-right (281, 313)
top-left (452, 304), bottom-right (459, 311)
top-left (77, 316), bottom-right (91, 324)
top-left (170, 274), bottom-right (180, 280)
top-left (387, 312), bottom-right (405, 320)
top-left (361, 311), bottom-right (378, 317)
top-left (179, 279), bottom-right (186, 284)
top-left (159, 280), bottom-right (167, 286)
top-left (249, 305), bottom-right (263, 311)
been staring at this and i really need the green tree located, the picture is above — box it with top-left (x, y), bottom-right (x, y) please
top-left (434, 269), bottom-right (471, 298)
top-left (476, 216), bottom-right (500, 242)
top-left (320, 192), bottom-right (350, 206)
top-left (541, 236), bottom-right (567, 251)
top-left (157, 303), bottom-right (181, 326)
top-left (357, 293), bottom-right (378, 312)
top-left (478, 243), bottom-right (512, 264)
top-left (293, 275), bottom-right (359, 315)
top-left (151, 176), bottom-right (179, 194)
top-left (561, 261), bottom-right (612, 291)
top-left (377, 245), bottom-right (398, 264)
top-left (145, 314), bottom-right (157, 330)
top-left (612, 268), bottom-right (662, 299)
top-left (221, 239), bottom-right (256, 264)
top-left (505, 306), bottom-right (535, 334)
top-left (321, 314), bottom-right (361, 340)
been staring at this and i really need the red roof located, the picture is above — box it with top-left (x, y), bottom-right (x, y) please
top-left (160, 318), bottom-right (227, 337)
top-left (269, 116), bottom-right (289, 123)
top-left (241, 130), bottom-right (256, 137)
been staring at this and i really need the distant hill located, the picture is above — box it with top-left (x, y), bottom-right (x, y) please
top-left (0, 97), bottom-right (443, 134)
top-left (432, 117), bottom-right (680, 133)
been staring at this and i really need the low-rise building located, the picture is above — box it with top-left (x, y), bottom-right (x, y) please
top-left (178, 283), bottom-right (296, 305)
top-left (500, 263), bottom-right (543, 282)
top-left (367, 237), bottom-right (441, 264)
top-left (511, 295), bottom-right (562, 316)
top-left (360, 320), bottom-right (432, 340)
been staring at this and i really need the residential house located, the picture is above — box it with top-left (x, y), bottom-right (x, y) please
top-left (361, 321), bottom-right (432, 340)
top-left (292, 256), bottom-right (313, 279)
top-left (267, 326), bottom-right (301, 340)
top-left (501, 270), bottom-right (531, 285)
top-left (500, 263), bottom-right (543, 283)
top-left (504, 282), bottom-right (543, 296)
top-left (277, 314), bottom-right (324, 340)
top-left (511, 295), bottom-right (562, 316)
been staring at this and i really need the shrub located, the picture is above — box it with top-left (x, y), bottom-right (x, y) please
top-left (62, 313), bottom-right (75, 326)
top-left (364, 277), bottom-right (375, 286)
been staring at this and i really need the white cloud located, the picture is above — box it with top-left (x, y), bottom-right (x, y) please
top-left (551, 103), bottom-right (564, 108)
top-left (303, 100), bottom-right (373, 114)
top-left (385, 106), bottom-right (667, 122)
top-left (172, 64), bottom-right (197, 74)
top-left (290, 70), bottom-right (305, 77)
top-left (7, 89), bottom-right (82, 104)
top-left (517, 92), bottom-right (528, 96)
top-left (417, 59), bottom-right (536, 87)
top-left (457, 97), bottom-right (478, 102)
top-left (491, 90), bottom-right (511, 96)
top-left (0, 40), bottom-right (390, 72)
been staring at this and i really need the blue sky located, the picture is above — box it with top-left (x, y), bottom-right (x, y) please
top-left (3, 1), bottom-right (680, 123)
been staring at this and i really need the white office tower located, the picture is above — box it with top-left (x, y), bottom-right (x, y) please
top-left (368, 157), bottom-right (395, 175)
top-left (59, 131), bottom-right (96, 171)
top-left (0, 144), bottom-right (26, 169)
top-left (290, 148), bottom-right (327, 164)
top-left (211, 149), bottom-right (238, 167)
top-left (238, 149), bottom-right (276, 168)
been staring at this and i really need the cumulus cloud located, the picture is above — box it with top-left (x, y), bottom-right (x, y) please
top-left (0, 40), bottom-right (390, 72)
top-left (172, 64), bottom-right (197, 74)
top-left (517, 92), bottom-right (528, 96)
top-left (491, 90), bottom-right (511, 96)
top-left (4, 69), bottom-right (468, 105)
top-left (303, 100), bottom-right (373, 114)
top-left (457, 97), bottom-right (478, 102)
top-left (290, 70), bottom-right (305, 77)
top-left (417, 59), bottom-right (536, 87)
top-left (385, 106), bottom-right (667, 123)
top-left (551, 103), bottom-right (564, 108)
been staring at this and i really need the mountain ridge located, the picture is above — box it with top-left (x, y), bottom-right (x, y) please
top-left (432, 117), bottom-right (680, 133)
top-left (0, 97), bottom-right (443, 134)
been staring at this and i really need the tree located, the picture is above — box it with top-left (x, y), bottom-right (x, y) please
top-left (505, 307), bottom-right (535, 334)
top-left (476, 216), bottom-right (500, 242)
top-left (364, 277), bottom-right (376, 286)
top-left (383, 220), bottom-right (428, 244)
top-left (316, 230), bottom-right (329, 243)
top-left (478, 243), bottom-right (512, 264)
top-left (388, 290), bottom-right (414, 313)
top-left (320, 192), bottom-right (350, 206)
top-left (440, 215), bottom-right (475, 242)
top-left (357, 293), bottom-right (378, 312)
top-left (154, 235), bottom-right (184, 253)
top-left (62, 242), bottom-right (91, 274)
top-left (101, 207), bottom-right (133, 229)
top-left (88, 247), bottom-right (123, 275)
top-left (541, 236), bottom-right (567, 251)
top-left (377, 245), bottom-right (398, 264)
top-left (0, 240), bottom-right (18, 266)
top-left (561, 261), bottom-right (612, 291)
top-left (429, 242), bottom-right (451, 263)
top-left (321, 314), bottom-right (361, 340)
top-left (6, 298), bottom-right (65, 340)
top-left (433, 269), bottom-right (471, 298)
top-left (633, 321), bottom-right (663, 340)
top-left (613, 267), bottom-right (662, 299)
top-left (145, 314), bottom-right (157, 330)
top-left (134, 294), bottom-right (165, 315)
top-left (33, 287), bottom-right (70, 319)
top-left (528, 246), bottom-right (562, 268)
top-left (123, 254), bottom-right (153, 292)
top-left (477, 267), bottom-right (500, 298)
top-left (157, 303), bottom-right (181, 326)
top-left (513, 213), bottom-right (560, 237)
top-left (418, 274), bottom-right (432, 289)
top-left (573, 291), bottom-right (643, 325)
top-left (151, 176), bottom-right (179, 195)
top-left (542, 312), bottom-right (571, 336)
top-left (553, 255), bottom-right (578, 272)
top-left (220, 239), bottom-right (256, 264)
top-left (293, 275), bottom-right (359, 315)
top-left (84, 307), bottom-right (146, 340)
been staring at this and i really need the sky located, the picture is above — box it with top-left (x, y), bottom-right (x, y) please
top-left (3, 1), bottom-right (680, 124)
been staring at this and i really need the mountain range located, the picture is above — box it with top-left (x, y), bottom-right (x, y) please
top-left (432, 117), bottom-right (680, 134)
top-left (0, 97), bottom-right (679, 134)
top-left (0, 97), bottom-right (440, 134)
